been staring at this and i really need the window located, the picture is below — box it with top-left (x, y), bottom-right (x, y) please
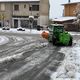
top-left (14, 4), bottom-right (19, 11)
top-left (24, 4), bottom-right (26, 8)
top-left (1, 4), bottom-right (5, 11)
top-left (21, 20), bottom-right (29, 28)
top-left (29, 7), bottom-right (32, 11)
top-left (29, 5), bottom-right (39, 11)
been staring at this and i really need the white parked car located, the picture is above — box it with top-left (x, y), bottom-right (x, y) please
top-left (2, 27), bottom-right (10, 30)
top-left (17, 27), bottom-right (25, 31)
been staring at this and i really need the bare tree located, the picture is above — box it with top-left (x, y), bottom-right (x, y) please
top-left (73, 3), bottom-right (80, 31)
top-left (74, 3), bottom-right (80, 16)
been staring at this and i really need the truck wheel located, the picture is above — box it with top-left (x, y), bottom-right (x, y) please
top-left (69, 37), bottom-right (72, 46)
top-left (52, 36), bottom-right (56, 45)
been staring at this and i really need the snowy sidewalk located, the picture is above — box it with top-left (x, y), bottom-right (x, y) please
top-left (0, 28), bottom-right (45, 34)
top-left (0, 28), bottom-right (80, 35)
top-left (51, 39), bottom-right (80, 80)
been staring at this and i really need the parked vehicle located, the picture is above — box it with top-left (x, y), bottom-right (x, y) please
top-left (42, 24), bottom-right (73, 46)
top-left (17, 27), bottom-right (25, 31)
top-left (37, 25), bottom-right (43, 31)
top-left (2, 27), bottom-right (10, 30)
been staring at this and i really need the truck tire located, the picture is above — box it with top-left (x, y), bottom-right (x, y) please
top-left (69, 37), bottom-right (72, 46)
top-left (52, 36), bottom-right (56, 45)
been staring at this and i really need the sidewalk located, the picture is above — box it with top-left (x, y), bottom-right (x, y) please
top-left (0, 28), bottom-right (44, 34)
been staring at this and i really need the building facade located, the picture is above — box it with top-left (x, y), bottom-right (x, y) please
top-left (0, 0), bottom-right (49, 28)
top-left (63, 2), bottom-right (79, 16)
top-left (62, 2), bottom-right (80, 31)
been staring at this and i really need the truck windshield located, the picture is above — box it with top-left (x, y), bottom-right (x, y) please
top-left (54, 26), bottom-right (64, 33)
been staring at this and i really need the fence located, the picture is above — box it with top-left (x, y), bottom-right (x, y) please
top-left (64, 23), bottom-right (80, 31)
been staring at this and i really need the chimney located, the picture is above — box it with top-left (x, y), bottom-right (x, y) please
top-left (68, 0), bottom-right (70, 3)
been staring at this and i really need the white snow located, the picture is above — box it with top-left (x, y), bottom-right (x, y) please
top-left (0, 43), bottom-right (49, 80)
top-left (51, 39), bottom-right (80, 80)
top-left (0, 35), bottom-right (48, 63)
top-left (12, 36), bottom-right (24, 42)
top-left (0, 52), bottom-right (23, 63)
top-left (0, 36), bottom-right (9, 45)
top-left (69, 32), bottom-right (80, 35)
top-left (53, 17), bottom-right (76, 22)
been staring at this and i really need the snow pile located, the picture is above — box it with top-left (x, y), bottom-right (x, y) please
top-left (51, 40), bottom-right (80, 80)
top-left (0, 36), bottom-right (9, 45)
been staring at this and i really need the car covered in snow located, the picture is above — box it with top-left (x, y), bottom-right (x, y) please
top-left (2, 27), bottom-right (10, 30)
top-left (17, 27), bottom-right (25, 31)
top-left (37, 25), bottom-right (43, 31)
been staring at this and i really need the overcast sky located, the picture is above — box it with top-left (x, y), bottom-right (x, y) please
top-left (50, 0), bottom-right (80, 19)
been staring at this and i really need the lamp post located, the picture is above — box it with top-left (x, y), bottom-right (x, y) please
top-left (29, 4), bottom-right (34, 30)
top-left (29, 16), bottom-right (34, 31)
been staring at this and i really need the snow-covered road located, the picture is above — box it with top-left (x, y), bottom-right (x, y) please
top-left (0, 36), bottom-right (9, 45)
top-left (0, 34), bottom-right (48, 63)
top-left (0, 29), bottom-right (80, 80)
top-left (0, 31), bottom-right (64, 80)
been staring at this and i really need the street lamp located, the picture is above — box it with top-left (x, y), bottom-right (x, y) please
top-left (29, 16), bottom-right (34, 30)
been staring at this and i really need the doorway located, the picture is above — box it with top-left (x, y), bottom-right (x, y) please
top-left (14, 19), bottom-right (18, 28)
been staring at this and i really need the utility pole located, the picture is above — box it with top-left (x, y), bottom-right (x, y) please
top-left (29, 3), bottom-right (34, 31)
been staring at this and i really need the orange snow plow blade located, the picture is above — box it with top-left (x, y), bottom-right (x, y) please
top-left (41, 31), bottom-right (49, 39)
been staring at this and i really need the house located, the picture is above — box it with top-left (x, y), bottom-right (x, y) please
top-left (62, 2), bottom-right (80, 16)
top-left (0, 0), bottom-right (49, 28)
top-left (62, 2), bottom-right (80, 31)
top-left (52, 2), bottom-right (80, 31)
top-left (53, 17), bottom-right (76, 24)
top-left (52, 2), bottom-right (79, 24)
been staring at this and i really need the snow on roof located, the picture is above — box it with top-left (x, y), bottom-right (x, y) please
top-left (62, 2), bottom-right (80, 5)
top-left (0, 0), bottom-right (40, 2)
top-left (53, 17), bottom-right (76, 22)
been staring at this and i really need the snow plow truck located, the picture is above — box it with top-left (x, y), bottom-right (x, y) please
top-left (41, 24), bottom-right (72, 46)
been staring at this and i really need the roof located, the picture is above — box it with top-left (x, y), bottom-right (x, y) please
top-left (53, 17), bottom-right (76, 22)
top-left (0, 0), bottom-right (40, 2)
top-left (62, 2), bottom-right (80, 5)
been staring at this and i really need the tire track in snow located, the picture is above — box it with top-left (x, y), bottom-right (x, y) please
top-left (11, 46), bottom-right (62, 80)
top-left (0, 43), bottom-right (48, 80)
top-left (0, 36), bottom-right (48, 63)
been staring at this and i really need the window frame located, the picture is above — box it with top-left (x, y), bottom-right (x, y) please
top-left (14, 4), bottom-right (19, 11)
top-left (29, 5), bottom-right (39, 11)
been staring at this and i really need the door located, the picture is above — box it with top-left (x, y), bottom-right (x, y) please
top-left (21, 20), bottom-right (29, 28)
top-left (33, 20), bottom-right (37, 29)
top-left (14, 19), bottom-right (18, 28)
